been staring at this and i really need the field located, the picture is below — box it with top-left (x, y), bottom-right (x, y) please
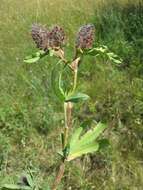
top-left (0, 0), bottom-right (143, 189)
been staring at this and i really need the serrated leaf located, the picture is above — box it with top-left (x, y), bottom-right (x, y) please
top-left (65, 93), bottom-right (89, 103)
top-left (1, 184), bottom-right (31, 190)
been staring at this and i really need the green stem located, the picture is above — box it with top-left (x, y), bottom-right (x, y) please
top-left (52, 63), bottom-right (76, 190)
top-left (72, 69), bottom-right (78, 93)
top-left (64, 102), bottom-right (68, 148)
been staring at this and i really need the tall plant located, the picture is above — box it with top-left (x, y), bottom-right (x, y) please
top-left (2, 23), bottom-right (122, 190)
top-left (28, 24), bottom-right (107, 190)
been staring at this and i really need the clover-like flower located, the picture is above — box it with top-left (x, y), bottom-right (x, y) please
top-left (75, 24), bottom-right (95, 49)
top-left (31, 24), bottom-right (65, 51)
top-left (31, 24), bottom-right (49, 51)
top-left (48, 25), bottom-right (65, 48)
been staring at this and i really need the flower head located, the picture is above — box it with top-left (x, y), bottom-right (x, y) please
top-left (75, 24), bottom-right (95, 49)
top-left (31, 24), bottom-right (49, 51)
top-left (48, 25), bottom-right (65, 48)
top-left (31, 24), bottom-right (65, 51)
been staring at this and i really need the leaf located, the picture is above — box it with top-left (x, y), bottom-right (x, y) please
top-left (67, 142), bottom-right (99, 161)
top-left (24, 50), bottom-right (46, 63)
top-left (69, 127), bottom-right (83, 148)
top-left (24, 56), bottom-right (40, 64)
top-left (85, 47), bottom-right (108, 56)
top-left (67, 122), bottom-right (107, 161)
top-left (65, 93), bottom-right (89, 103)
top-left (109, 57), bottom-right (122, 64)
top-left (51, 61), bottom-right (65, 101)
top-left (78, 123), bottom-right (107, 146)
top-left (1, 184), bottom-right (31, 190)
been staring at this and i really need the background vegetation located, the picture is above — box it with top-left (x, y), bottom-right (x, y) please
top-left (0, 0), bottom-right (143, 189)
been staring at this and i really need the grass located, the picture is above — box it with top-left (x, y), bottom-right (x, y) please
top-left (0, 0), bottom-right (143, 189)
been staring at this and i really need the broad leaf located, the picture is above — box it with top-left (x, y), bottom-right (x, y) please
top-left (67, 122), bottom-right (107, 161)
top-left (67, 142), bottom-right (99, 161)
top-left (65, 93), bottom-right (89, 103)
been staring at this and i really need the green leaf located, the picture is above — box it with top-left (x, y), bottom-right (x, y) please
top-left (24, 50), bottom-right (46, 63)
top-left (67, 122), bottom-right (107, 161)
top-left (78, 123), bottom-right (107, 146)
top-left (51, 61), bottom-right (65, 101)
top-left (85, 47), bottom-right (108, 56)
top-left (24, 56), bottom-right (40, 64)
top-left (65, 93), bottom-right (89, 103)
top-left (109, 57), bottom-right (122, 64)
top-left (1, 184), bottom-right (31, 190)
top-left (67, 142), bottom-right (99, 161)
top-left (70, 127), bottom-right (83, 148)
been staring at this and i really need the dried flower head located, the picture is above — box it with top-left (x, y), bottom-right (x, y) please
top-left (31, 24), bottom-right (49, 51)
top-left (31, 24), bottom-right (65, 51)
top-left (75, 24), bottom-right (95, 49)
top-left (48, 25), bottom-right (65, 48)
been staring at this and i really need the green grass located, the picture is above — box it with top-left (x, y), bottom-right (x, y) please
top-left (0, 0), bottom-right (143, 189)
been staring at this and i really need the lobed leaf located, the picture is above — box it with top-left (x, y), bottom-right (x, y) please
top-left (67, 122), bottom-right (107, 161)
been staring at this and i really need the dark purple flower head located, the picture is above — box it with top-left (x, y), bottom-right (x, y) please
top-left (48, 25), bottom-right (65, 48)
top-left (31, 24), bottom-right (65, 51)
top-left (75, 24), bottom-right (95, 49)
top-left (31, 24), bottom-right (49, 51)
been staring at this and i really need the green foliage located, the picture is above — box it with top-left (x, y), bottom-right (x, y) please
top-left (67, 123), bottom-right (107, 161)
top-left (51, 61), bottom-right (66, 101)
top-left (1, 171), bottom-right (43, 190)
top-left (65, 93), bottom-right (90, 103)
top-left (84, 46), bottom-right (122, 64)
top-left (24, 50), bottom-right (46, 64)
top-left (0, 0), bottom-right (143, 190)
